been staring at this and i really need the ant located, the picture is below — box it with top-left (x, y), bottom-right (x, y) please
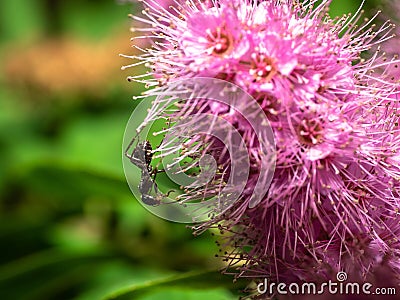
top-left (126, 140), bottom-right (172, 206)
top-left (128, 140), bottom-right (153, 172)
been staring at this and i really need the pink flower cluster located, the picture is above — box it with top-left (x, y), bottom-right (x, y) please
top-left (125, 0), bottom-right (400, 287)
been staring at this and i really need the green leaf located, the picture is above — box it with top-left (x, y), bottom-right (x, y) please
top-left (104, 270), bottom-right (247, 300)
top-left (138, 288), bottom-right (236, 300)
top-left (0, 248), bottom-right (108, 282)
top-left (20, 160), bottom-right (129, 202)
top-left (0, 247), bottom-right (118, 300)
top-left (75, 264), bottom-right (172, 300)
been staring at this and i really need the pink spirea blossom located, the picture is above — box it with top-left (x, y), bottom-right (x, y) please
top-left (124, 0), bottom-right (400, 287)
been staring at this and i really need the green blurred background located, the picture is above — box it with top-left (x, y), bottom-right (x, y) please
top-left (0, 0), bottom-right (387, 299)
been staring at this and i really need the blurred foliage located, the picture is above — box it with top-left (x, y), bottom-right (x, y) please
top-left (0, 0), bottom-right (387, 299)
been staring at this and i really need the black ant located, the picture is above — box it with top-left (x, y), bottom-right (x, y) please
top-left (126, 140), bottom-right (172, 206)
top-left (128, 140), bottom-right (153, 172)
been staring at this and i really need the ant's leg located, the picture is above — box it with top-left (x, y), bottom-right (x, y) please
top-left (125, 132), bottom-right (140, 159)
top-left (165, 190), bottom-right (175, 197)
top-left (149, 167), bottom-right (159, 194)
top-left (150, 167), bottom-right (175, 198)
top-left (151, 167), bottom-right (172, 195)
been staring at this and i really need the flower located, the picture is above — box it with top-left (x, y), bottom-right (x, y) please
top-left (125, 0), bottom-right (400, 287)
top-left (179, 6), bottom-right (250, 76)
